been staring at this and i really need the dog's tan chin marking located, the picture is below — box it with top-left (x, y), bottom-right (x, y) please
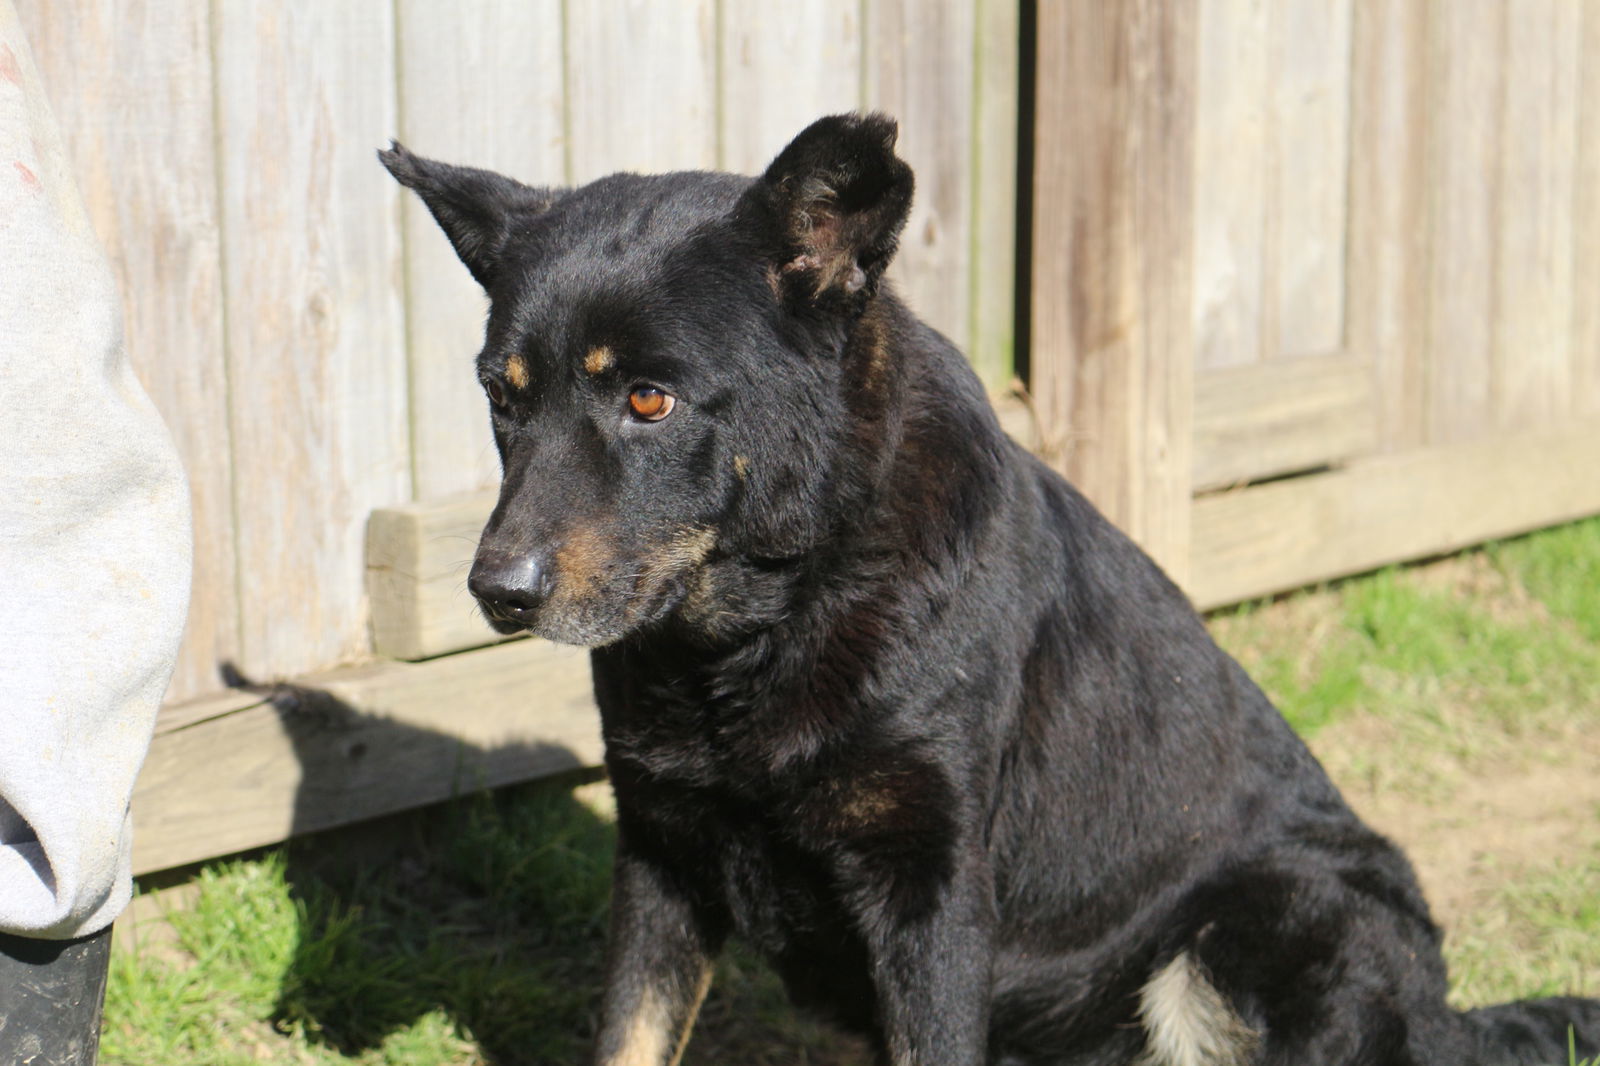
top-left (585, 345), bottom-right (616, 375)
top-left (504, 354), bottom-right (529, 389)
top-left (1134, 952), bottom-right (1258, 1066)
top-left (636, 526), bottom-right (717, 599)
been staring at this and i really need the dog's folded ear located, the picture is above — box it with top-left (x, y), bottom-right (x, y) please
top-left (378, 142), bottom-right (560, 290)
top-left (745, 112), bottom-right (914, 306)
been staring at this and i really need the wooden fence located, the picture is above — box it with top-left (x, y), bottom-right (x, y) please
top-left (1032, 0), bottom-right (1600, 602)
top-left (17, 1), bottom-right (1600, 874)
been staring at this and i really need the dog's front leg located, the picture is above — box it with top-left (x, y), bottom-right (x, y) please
top-left (593, 841), bottom-right (720, 1066)
top-left (862, 849), bottom-right (997, 1066)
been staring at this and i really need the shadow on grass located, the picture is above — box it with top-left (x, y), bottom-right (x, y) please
top-left (205, 667), bottom-right (870, 1066)
top-left (219, 665), bottom-right (615, 1064)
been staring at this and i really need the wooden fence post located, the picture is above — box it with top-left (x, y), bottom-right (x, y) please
top-left (1029, 0), bottom-right (1197, 588)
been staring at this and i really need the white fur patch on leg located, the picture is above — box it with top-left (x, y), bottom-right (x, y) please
top-left (1134, 952), bottom-right (1259, 1066)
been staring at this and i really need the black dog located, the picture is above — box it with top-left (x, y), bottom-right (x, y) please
top-left (382, 114), bottom-right (1598, 1066)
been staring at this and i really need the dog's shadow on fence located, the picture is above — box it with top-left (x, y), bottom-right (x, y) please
top-left (217, 664), bottom-right (617, 1066)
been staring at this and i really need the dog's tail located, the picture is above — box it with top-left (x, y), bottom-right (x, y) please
top-left (1462, 996), bottom-right (1600, 1064)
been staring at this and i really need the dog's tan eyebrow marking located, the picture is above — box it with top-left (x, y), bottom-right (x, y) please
top-left (504, 354), bottom-right (530, 390)
top-left (733, 455), bottom-right (750, 482)
top-left (585, 346), bottom-right (616, 375)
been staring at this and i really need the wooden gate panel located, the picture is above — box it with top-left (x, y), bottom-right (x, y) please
top-left (1267, 0), bottom-right (1352, 360)
top-left (396, 0), bottom-right (566, 502)
top-left (1490, 0), bottom-right (1581, 434)
top-left (1031, 0), bottom-right (1196, 584)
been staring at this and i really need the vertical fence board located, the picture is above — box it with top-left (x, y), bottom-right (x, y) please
top-left (1192, 0), bottom-right (1267, 371)
top-left (565, 1), bottom-right (717, 183)
top-left (17, 1), bottom-right (233, 703)
top-left (1492, 0), bottom-right (1579, 432)
top-left (396, 0), bottom-right (565, 501)
top-left (216, 1), bottom-right (410, 679)
top-left (1032, 0), bottom-right (1195, 583)
top-left (1576, 4), bottom-right (1600, 419)
top-left (1425, 0), bottom-right (1502, 445)
top-left (718, 3), bottom-right (861, 176)
top-left (1347, 0), bottom-right (1429, 453)
top-left (1269, 0), bottom-right (1351, 359)
top-left (864, 0), bottom-right (978, 353)
top-left (969, 0), bottom-right (1021, 391)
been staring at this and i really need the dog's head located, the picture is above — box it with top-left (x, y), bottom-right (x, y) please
top-left (380, 114), bottom-right (913, 647)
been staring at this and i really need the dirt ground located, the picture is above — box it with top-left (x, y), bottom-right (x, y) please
top-left (1315, 713), bottom-right (1600, 933)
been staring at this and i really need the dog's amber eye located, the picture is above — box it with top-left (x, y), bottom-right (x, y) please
top-left (485, 379), bottom-right (506, 408)
top-left (628, 387), bottom-right (675, 422)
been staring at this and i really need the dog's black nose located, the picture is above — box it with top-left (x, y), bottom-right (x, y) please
top-left (469, 551), bottom-right (553, 623)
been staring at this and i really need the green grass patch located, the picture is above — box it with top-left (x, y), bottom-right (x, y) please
top-left (1489, 514), bottom-right (1600, 644)
top-left (1444, 839), bottom-right (1600, 1009)
top-left (1209, 548), bottom-right (1600, 749)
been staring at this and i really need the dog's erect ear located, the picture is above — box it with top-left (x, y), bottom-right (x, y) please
top-left (748, 112), bottom-right (914, 304)
top-left (378, 142), bottom-right (559, 289)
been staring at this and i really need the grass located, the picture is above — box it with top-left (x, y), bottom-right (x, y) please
top-left (103, 517), bottom-right (1600, 1065)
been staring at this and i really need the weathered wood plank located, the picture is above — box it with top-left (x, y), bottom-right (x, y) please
top-left (718, 2), bottom-right (861, 175)
top-left (1425, 0), bottom-right (1502, 445)
top-left (133, 639), bottom-right (601, 875)
top-left (969, 0), bottom-right (1021, 392)
top-left (1491, 0), bottom-right (1579, 432)
top-left (368, 488), bottom-right (505, 660)
top-left (1577, 3), bottom-right (1600, 419)
top-left (1189, 423), bottom-right (1600, 610)
top-left (1268, 0), bottom-right (1352, 358)
top-left (1347, 0), bottom-right (1429, 452)
top-left (215, 1), bottom-right (411, 679)
top-left (863, 0), bottom-right (978, 356)
top-left (16, 1), bottom-right (234, 704)
top-left (395, 0), bottom-right (565, 500)
top-left (564, 0), bottom-right (717, 183)
top-left (1192, 0), bottom-right (1267, 371)
top-left (1193, 354), bottom-right (1376, 492)
top-left (1031, 0), bottom-right (1196, 584)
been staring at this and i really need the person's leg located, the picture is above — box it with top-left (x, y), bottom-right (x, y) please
top-left (0, 926), bottom-right (113, 1066)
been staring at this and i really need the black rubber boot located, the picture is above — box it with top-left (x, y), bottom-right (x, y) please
top-left (0, 924), bottom-right (112, 1066)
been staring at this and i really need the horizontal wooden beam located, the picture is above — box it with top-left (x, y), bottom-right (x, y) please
top-left (367, 489), bottom-right (507, 660)
top-left (1189, 421), bottom-right (1600, 609)
top-left (1193, 353), bottom-right (1378, 491)
top-left (134, 639), bottom-right (600, 875)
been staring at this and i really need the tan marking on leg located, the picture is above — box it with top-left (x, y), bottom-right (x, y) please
top-left (585, 345), bottom-right (616, 375)
top-left (1134, 952), bottom-right (1259, 1066)
top-left (835, 780), bottom-right (901, 826)
top-left (666, 963), bottom-right (714, 1066)
top-left (606, 987), bottom-right (670, 1066)
top-left (504, 354), bottom-right (529, 389)
top-left (605, 964), bottom-right (713, 1066)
